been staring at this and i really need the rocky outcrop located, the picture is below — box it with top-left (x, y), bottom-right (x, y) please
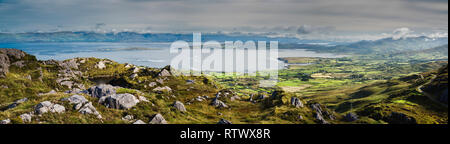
top-left (61, 95), bottom-right (102, 119)
top-left (6, 97), bottom-right (28, 110)
top-left (0, 49), bottom-right (27, 77)
top-left (211, 98), bottom-right (228, 108)
top-left (78, 102), bottom-right (102, 119)
top-left (152, 86), bottom-right (172, 94)
top-left (290, 97), bottom-right (303, 108)
top-left (217, 119), bottom-right (232, 124)
top-left (344, 113), bottom-right (359, 122)
top-left (88, 84), bottom-right (116, 98)
top-left (99, 93), bottom-right (140, 109)
top-left (0, 119), bottom-right (11, 124)
top-left (310, 103), bottom-right (335, 124)
top-left (34, 101), bottom-right (66, 114)
top-left (61, 95), bottom-right (88, 105)
top-left (133, 120), bottom-right (146, 124)
top-left (230, 95), bottom-right (241, 101)
top-left (387, 112), bottom-right (416, 124)
top-left (149, 113), bottom-right (167, 124)
top-left (20, 113), bottom-right (32, 123)
top-left (173, 101), bottom-right (186, 112)
top-left (314, 112), bottom-right (329, 124)
top-left (95, 61), bottom-right (106, 69)
top-left (157, 66), bottom-right (172, 77)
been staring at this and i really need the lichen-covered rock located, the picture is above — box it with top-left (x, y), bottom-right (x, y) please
top-left (314, 112), bottom-right (329, 124)
top-left (217, 119), bottom-right (232, 124)
top-left (78, 102), bottom-right (102, 119)
top-left (173, 101), bottom-right (186, 112)
top-left (88, 84), bottom-right (116, 98)
top-left (122, 115), bottom-right (134, 122)
top-left (344, 113), bottom-right (359, 122)
top-left (387, 112), bottom-right (416, 124)
top-left (230, 95), bottom-right (241, 101)
top-left (20, 113), bottom-right (32, 123)
top-left (0, 119), bottom-right (11, 124)
top-left (148, 82), bottom-right (157, 87)
top-left (61, 95), bottom-right (88, 105)
top-left (158, 69), bottom-right (171, 77)
top-left (149, 113), bottom-right (167, 124)
top-left (211, 98), bottom-right (228, 108)
top-left (34, 101), bottom-right (66, 114)
top-left (133, 120), bottom-right (146, 124)
top-left (99, 93), bottom-right (140, 109)
top-left (7, 97), bottom-right (28, 110)
top-left (152, 86), bottom-right (172, 94)
top-left (96, 61), bottom-right (106, 69)
top-left (290, 97), bottom-right (303, 108)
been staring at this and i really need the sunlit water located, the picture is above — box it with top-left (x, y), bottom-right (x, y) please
top-left (0, 42), bottom-right (346, 70)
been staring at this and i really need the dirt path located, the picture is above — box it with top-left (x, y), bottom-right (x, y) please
top-left (416, 75), bottom-right (448, 108)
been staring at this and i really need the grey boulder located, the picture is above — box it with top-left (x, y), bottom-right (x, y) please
top-left (99, 93), bottom-right (140, 109)
top-left (88, 84), bottom-right (116, 98)
top-left (173, 101), bottom-right (187, 112)
top-left (149, 113), bottom-right (168, 124)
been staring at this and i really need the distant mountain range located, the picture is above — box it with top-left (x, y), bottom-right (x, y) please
top-left (0, 31), bottom-right (334, 44)
top-left (1, 31), bottom-right (447, 56)
top-left (281, 36), bottom-right (448, 55)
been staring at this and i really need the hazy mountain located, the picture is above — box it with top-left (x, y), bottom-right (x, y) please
top-left (0, 31), bottom-right (333, 44)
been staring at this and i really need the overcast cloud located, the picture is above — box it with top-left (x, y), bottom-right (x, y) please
top-left (0, 0), bottom-right (447, 41)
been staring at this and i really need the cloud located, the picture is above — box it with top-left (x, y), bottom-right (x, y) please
top-left (296, 25), bottom-right (335, 35)
top-left (0, 0), bottom-right (447, 41)
top-left (392, 27), bottom-right (414, 40)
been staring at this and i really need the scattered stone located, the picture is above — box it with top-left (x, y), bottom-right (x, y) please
top-left (7, 97), bottom-right (28, 109)
top-left (149, 113), bottom-right (167, 124)
top-left (61, 95), bottom-right (88, 105)
top-left (122, 115), bottom-right (134, 122)
top-left (34, 101), bottom-right (66, 114)
top-left (132, 67), bottom-right (140, 73)
top-left (133, 120), bottom-right (146, 124)
top-left (99, 93), bottom-right (140, 109)
top-left (88, 84), bottom-right (116, 98)
top-left (1, 119), bottom-right (11, 124)
top-left (173, 101), bottom-right (187, 112)
top-left (138, 96), bottom-right (149, 102)
top-left (158, 69), bottom-right (171, 77)
top-left (12, 61), bottom-right (25, 68)
top-left (217, 119), bottom-right (232, 124)
top-left (186, 80), bottom-right (195, 84)
top-left (290, 97), bottom-right (304, 108)
top-left (217, 112), bottom-right (223, 116)
top-left (152, 86), bottom-right (172, 93)
top-left (310, 103), bottom-right (323, 114)
top-left (38, 90), bottom-right (57, 96)
top-left (230, 95), bottom-right (241, 101)
top-left (211, 98), bottom-right (228, 108)
top-left (20, 113), bottom-right (32, 123)
top-left (314, 112), bottom-right (329, 124)
top-left (156, 78), bottom-right (165, 84)
top-left (148, 82), bottom-right (157, 87)
top-left (258, 94), bottom-right (268, 100)
top-left (344, 113), bottom-right (359, 122)
top-left (96, 61), bottom-right (106, 69)
top-left (64, 88), bottom-right (86, 94)
top-left (387, 112), bottom-right (416, 124)
top-left (78, 102), bottom-right (102, 119)
top-left (195, 96), bottom-right (206, 102)
top-left (130, 73), bottom-right (138, 79)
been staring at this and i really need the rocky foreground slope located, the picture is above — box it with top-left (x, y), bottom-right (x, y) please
top-left (0, 48), bottom-right (447, 124)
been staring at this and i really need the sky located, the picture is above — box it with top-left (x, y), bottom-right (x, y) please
top-left (0, 0), bottom-right (448, 41)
